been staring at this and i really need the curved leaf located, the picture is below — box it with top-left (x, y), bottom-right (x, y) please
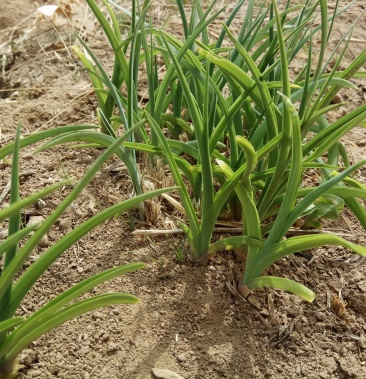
top-left (4, 293), bottom-right (139, 365)
top-left (244, 276), bottom-right (315, 302)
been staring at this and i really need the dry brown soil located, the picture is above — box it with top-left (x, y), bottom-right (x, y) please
top-left (1, 1), bottom-right (366, 378)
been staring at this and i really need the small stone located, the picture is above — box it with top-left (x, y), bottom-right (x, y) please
top-left (296, 365), bottom-right (301, 375)
top-left (288, 345), bottom-right (298, 353)
top-left (59, 218), bottom-right (72, 232)
top-left (348, 293), bottom-right (366, 314)
top-left (35, 199), bottom-right (46, 210)
top-left (337, 355), bottom-right (366, 377)
top-left (38, 234), bottom-right (49, 248)
top-left (80, 346), bottom-right (90, 355)
top-left (19, 349), bottom-right (37, 366)
top-left (152, 368), bottom-right (185, 379)
top-left (331, 344), bottom-right (341, 353)
top-left (328, 279), bottom-right (342, 293)
top-left (286, 307), bottom-right (301, 318)
top-left (264, 368), bottom-right (274, 378)
top-left (359, 333), bottom-right (366, 349)
top-left (319, 371), bottom-right (328, 379)
top-left (92, 311), bottom-right (105, 320)
top-left (107, 343), bottom-right (119, 352)
top-left (331, 93), bottom-right (342, 104)
top-left (176, 353), bottom-right (186, 362)
top-left (315, 312), bottom-right (326, 322)
top-left (30, 370), bottom-right (42, 378)
top-left (27, 216), bottom-right (44, 228)
top-left (49, 364), bottom-right (60, 375)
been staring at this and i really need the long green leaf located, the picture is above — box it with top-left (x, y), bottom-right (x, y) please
top-left (253, 234), bottom-right (366, 279)
top-left (1, 125), bottom-right (21, 327)
top-left (244, 276), bottom-right (315, 303)
top-left (282, 160), bottom-right (366, 235)
top-left (0, 132), bottom-right (149, 318)
top-left (0, 181), bottom-right (68, 222)
top-left (4, 293), bottom-right (138, 365)
top-left (145, 113), bottom-right (201, 256)
top-left (0, 226), bottom-right (38, 258)
top-left (1, 187), bottom-right (176, 318)
top-left (263, 93), bottom-right (302, 246)
top-left (0, 126), bottom-right (97, 160)
top-left (0, 318), bottom-right (25, 336)
top-left (37, 131), bottom-right (142, 197)
top-left (3, 263), bottom-right (143, 355)
top-left (206, 236), bottom-right (264, 259)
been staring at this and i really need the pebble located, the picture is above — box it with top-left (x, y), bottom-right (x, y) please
top-left (359, 333), bottom-right (366, 349)
top-left (27, 215), bottom-right (44, 228)
top-left (38, 234), bottom-right (49, 248)
top-left (315, 312), bottom-right (326, 322)
top-left (331, 93), bottom-right (342, 104)
top-left (107, 343), bottom-right (119, 352)
top-left (349, 293), bottom-right (366, 314)
top-left (36, 199), bottom-right (46, 210)
top-left (152, 368), bottom-right (185, 379)
top-left (176, 353), bottom-right (186, 362)
top-left (19, 349), bottom-right (37, 366)
top-left (92, 311), bottom-right (105, 320)
top-left (59, 218), bottom-right (72, 231)
top-left (30, 370), bottom-right (42, 378)
top-left (286, 307), bottom-right (300, 318)
top-left (296, 365), bottom-right (301, 375)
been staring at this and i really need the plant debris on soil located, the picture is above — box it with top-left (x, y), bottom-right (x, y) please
top-left (1, 1), bottom-right (366, 378)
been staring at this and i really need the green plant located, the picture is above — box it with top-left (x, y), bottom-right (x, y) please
top-left (0, 125), bottom-right (176, 379)
top-left (149, 0), bottom-right (366, 300)
top-left (74, 0), bottom-right (366, 301)
top-left (65, 0), bottom-right (152, 211)
top-left (175, 237), bottom-right (186, 263)
top-left (197, 1), bottom-right (366, 300)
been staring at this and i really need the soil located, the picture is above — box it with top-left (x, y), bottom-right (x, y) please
top-left (1, 1), bottom-right (366, 378)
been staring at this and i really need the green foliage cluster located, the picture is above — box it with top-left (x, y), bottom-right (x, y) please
top-left (1, 0), bottom-right (366, 377)
top-left (71, 0), bottom-right (366, 300)
top-left (0, 127), bottom-right (174, 378)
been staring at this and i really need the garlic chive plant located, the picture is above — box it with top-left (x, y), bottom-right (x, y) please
top-left (0, 126), bottom-right (175, 379)
top-left (74, 0), bottom-right (366, 300)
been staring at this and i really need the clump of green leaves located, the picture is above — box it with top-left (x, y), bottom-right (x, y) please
top-left (0, 125), bottom-right (175, 379)
top-left (75, 0), bottom-right (366, 301)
